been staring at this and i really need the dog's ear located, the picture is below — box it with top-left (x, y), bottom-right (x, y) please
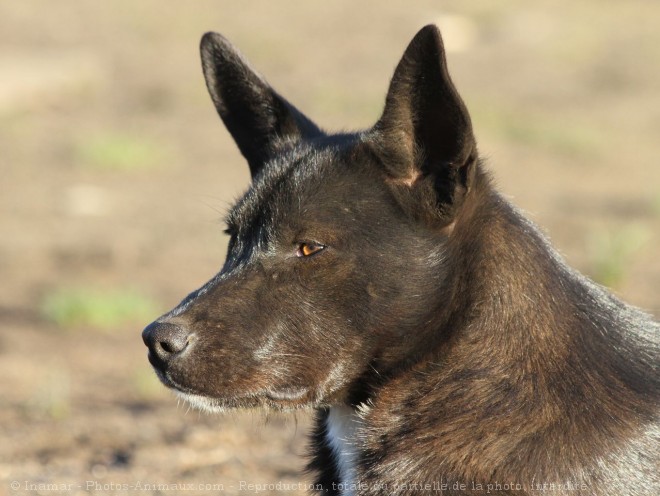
top-left (200, 32), bottom-right (321, 178)
top-left (372, 25), bottom-right (477, 223)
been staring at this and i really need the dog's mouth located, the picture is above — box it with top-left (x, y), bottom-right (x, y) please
top-left (173, 388), bottom-right (314, 413)
top-left (263, 387), bottom-right (309, 402)
top-left (150, 366), bottom-right (314, 412)
top-left (173, 390), bottom-right (261, 413)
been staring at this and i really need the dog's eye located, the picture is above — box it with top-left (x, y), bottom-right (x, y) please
top-left (296, 242), bottom-right (325, 258)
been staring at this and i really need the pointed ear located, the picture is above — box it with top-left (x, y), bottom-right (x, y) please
top-left (200, 32), bottom-right (321, 178)
top-left (372, 25), bottom-right (477, 221)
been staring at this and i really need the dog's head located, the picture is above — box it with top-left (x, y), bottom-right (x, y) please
top-left (143, 25), bottom-right (482, 411)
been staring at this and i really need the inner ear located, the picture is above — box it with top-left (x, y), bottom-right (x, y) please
top-left (200, 32), bottom-right (322, 178)
top-left (371, 25), bottom-right (477, 216)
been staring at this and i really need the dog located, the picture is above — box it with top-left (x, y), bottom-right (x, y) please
top-left (142, 25), bottom-right (659, 495)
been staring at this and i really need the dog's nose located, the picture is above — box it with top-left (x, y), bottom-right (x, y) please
top-left (142, 321), bottom-right (190, 365)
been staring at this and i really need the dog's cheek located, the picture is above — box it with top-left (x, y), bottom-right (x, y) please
top-left (268, 266), bottom-right (374, 377)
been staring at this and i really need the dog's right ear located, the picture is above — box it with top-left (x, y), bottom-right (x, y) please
top-left (200, 33), bottom-right (321, 178)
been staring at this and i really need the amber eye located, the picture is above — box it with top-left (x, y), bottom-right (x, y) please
top-left (296, 242), bottom-right (325, 258)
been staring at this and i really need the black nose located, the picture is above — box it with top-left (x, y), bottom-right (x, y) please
top-left (142, 321), bottom-right (190, 367)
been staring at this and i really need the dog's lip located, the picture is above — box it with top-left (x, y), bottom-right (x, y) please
top-left (146, 359), bottom-right (193, 394)
top-left (264, 387), bottom-right (309, 402)
top-left (174, 387), bottom-right (312, 412)
top-left (147, 351), bottom-right (177, 380)
top-left (146, 356), bottom-right (313, 405)
top-left (146, 350), bottom-right (161, 368)
top-left (152, 373), bottom-right (312, 407)
top-left (149, 362), bottom-right (176, 388)
top-left (173, 385), bottom-right (311, 404)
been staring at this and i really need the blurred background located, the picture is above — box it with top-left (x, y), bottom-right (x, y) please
top-left (1, 1), bottom-right (658, 494)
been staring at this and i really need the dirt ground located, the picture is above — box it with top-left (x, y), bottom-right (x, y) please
top-left (1, 1), bottom-right (658, 495)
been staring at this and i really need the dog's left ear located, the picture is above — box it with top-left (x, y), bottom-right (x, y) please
top-left (200, 32), bottom-right (322, 178)
top-left (371, 25), bottom-right (477, 223)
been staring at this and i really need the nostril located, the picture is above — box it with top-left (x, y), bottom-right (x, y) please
top-left (160, 340), bottom-right (175, 354)
top-left (142, 321), bottom-right (191, 363)
top-left (159, 336), bottom-right (188, 355)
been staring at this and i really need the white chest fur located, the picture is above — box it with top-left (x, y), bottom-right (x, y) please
top-left (326, 406), bottom-right (362, 495)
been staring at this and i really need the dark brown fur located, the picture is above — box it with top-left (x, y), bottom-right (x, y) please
top-left (143, 26), bottom-right (659, 495)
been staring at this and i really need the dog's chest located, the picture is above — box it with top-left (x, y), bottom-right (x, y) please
top-left (326, 406), bottom-right (362, 495)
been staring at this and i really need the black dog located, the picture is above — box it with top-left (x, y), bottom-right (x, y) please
top-left (143, 25), bottom-right (659, 495)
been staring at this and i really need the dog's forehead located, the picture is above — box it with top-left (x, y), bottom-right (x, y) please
top-left (226, 138), bottom-right (365, 230)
